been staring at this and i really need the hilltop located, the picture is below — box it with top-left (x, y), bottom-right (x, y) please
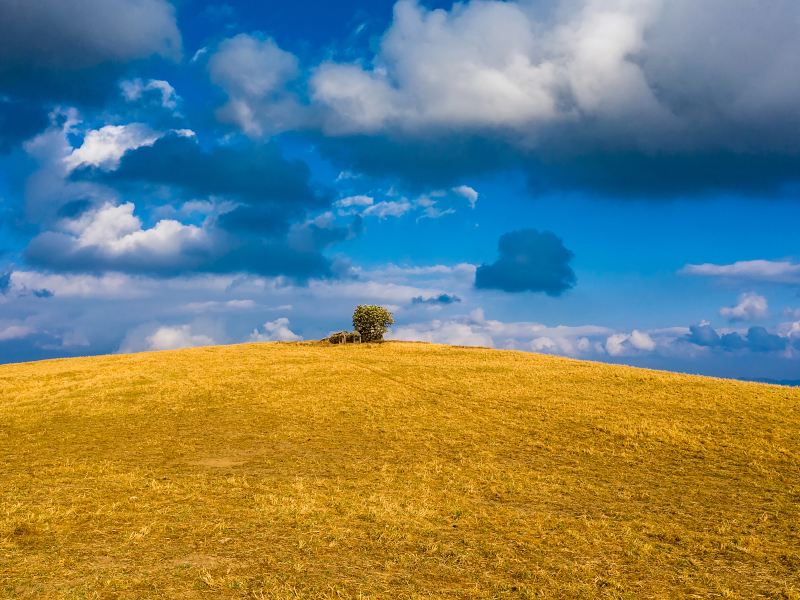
top-left (1, 342), bottom-right (798, 598)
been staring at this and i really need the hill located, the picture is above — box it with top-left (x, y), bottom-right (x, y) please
top-left (1, 342), bottom-right (798, 598)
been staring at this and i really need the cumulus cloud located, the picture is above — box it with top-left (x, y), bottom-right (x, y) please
top-left (605, 330), bottom-right (657, 356)
top-left (145, 325), bottom-right (215, 351)
top-left (309, 0), bottom-right (800, 146)
top-left (115, 324), bottom-right (216, 353)
top-left (475, 229), bottom-right (575, 295)
top-left (208, 34), bottom-right (305, 136)
top-left (25, 202), bottom-right (219, 275)
top-left (720, 293), bottom-right (768, 322)
top-left (62, 132), bottom-right (344, 279)
top-left (64, 124), bottom-right (162, 171)
top-left (120, 78), bottom-right (180, 111)
top-left (249, 317), bottom-right (302, 342)
top-left (205, 0), bottom-right (794, 195)
top-left (387, 309), bottom-right (644, 357)
top-left (682, 260), bottom-right (800, 284)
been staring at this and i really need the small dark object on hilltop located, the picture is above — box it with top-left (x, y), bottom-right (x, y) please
top-left (328, 330), bottom-right (362, 344)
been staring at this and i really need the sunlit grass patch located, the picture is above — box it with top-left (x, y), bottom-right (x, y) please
top-left (1, 341), bottom-right (798, 598)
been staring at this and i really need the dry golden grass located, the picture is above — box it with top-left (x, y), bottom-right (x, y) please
top-left (1, 341), bottom-right (799, 599)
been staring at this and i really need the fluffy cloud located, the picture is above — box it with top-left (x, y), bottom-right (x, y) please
top-left (387, 309), bottom-right (657, 357)
top-left (119, 324), bottom-right (217, 353)
top-left (682, 260), bottom-right (800, 284)
top-left (310, 0), bottom-right (800, 146)
top-left (26, 202), bottom-right (218, 275)
top-left (605, 330), bottom-right (657, 356)
top-left (58, 131), bottom-right (345, 278)
top-left (64, 124), bottom-right (162, 171)
top-left (120, 78), bottom-right (180, 110)
top-left (208, 34), bottom-right (305, 136)
top-left (249, 317), bottom-right (302, 342)
top-left (145, 325), bottom-right (215, 351)
top-left (452, 185), bottom-right (478, 208)
top-left (720, 293), bottom-right (768, 322)
top-left (475, 229), bottom-right (575, 295)
top-left (0, 324), bottom-right (33, 342)
top-left (194, 0), bottom-right (798, 196)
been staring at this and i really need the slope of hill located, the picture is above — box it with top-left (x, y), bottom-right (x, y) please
top-left (1, 342), bottom-right (798, 598)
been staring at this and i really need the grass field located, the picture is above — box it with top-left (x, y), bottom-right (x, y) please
top-left (1, 341), bottom-right (799, 598)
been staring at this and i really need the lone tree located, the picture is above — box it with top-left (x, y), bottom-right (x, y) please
top-left (352, 305), bottom-right (394, 342)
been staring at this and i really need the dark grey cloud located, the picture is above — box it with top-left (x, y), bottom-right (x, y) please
top-left (746, 327), bottom-right (788, 353)
top-left (475, 229), bottom-right (575, 295)
top-left (685, 324), bottom-right (788, 353)
top-left (0, 0), bottom-right (180, 106)
top-left (0, 271), bottom-right (10, 295)
top-left (412, 293), bottom-right (461, 305)
top-left (88, 134), bottom-right (326, 212)
top-left (0, 99), bottom-right (48, 152)
top-left (0, 0), bottom-right (180, 70)
top-left (30, 134), bottom-right (348, 280)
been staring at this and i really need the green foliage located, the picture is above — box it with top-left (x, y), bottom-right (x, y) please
top-left (352, 305), bottom-right (395, 342)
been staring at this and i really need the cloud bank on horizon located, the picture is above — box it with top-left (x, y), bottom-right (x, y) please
top-left (0, 0), bottom-right (798, 382)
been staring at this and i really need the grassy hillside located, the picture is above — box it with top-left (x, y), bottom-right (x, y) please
top-left (1, 342), bottom-right (799, 599)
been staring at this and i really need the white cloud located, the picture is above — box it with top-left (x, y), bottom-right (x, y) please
top-left (64, 124), bottom-right (161, 171)
top-left (250, 317), bottom-right (302, 342)
top-left (27, 202), bottom-right (218, 272)
top-left (310, 0), bottom-right (673, 137)
top-left (145, 325), bottom-right (216, 351)
top-left (118, 323), bottom-right (218, 353)
top-left (9, 271), bottom-right (144, 299)
top-left (452, 185), bottom-right (479, 208)
top-left (361, 200), bottom-right (413, 219)
top-left (208, 34), bottom-right (305, 136)
top-left (391, 320), bottom-right (494, 347)
top-left (681, 260), bottom-right (800, 284)
top-left (720, 292), bottom-right (768, 322)
top-left (604, 333), bottom-right (629, 356)
top-left (629, 329), bottom-right (657, 351)
top-left (120, 78), bottom-right (180, 110)
top-left (69, 202), bottom-right (211, 258)
top-left (0, 324), bottom-right (33, 342)
top-left (334, 194), bottom-right (374, 215)
top-left (605, 329), bottom-right (657, 356)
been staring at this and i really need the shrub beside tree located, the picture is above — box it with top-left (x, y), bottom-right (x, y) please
top-left (352, 305), bottom-right (394, 342)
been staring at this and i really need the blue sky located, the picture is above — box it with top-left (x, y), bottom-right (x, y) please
top-left (1, 0), bottom-right (799, 382)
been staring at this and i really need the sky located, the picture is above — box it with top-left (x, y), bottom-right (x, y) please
top-left (1, 0), bottom-right (799, 383)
